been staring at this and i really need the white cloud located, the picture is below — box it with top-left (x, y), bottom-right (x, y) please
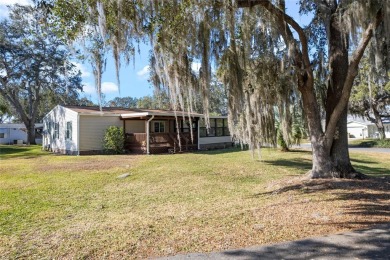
top-left (81, 81), bottom-right (119, 94)
top-left (0, 0), bottom-right (33, 19)
top-left (0, 0), bottom-right (31, 5)
top-left (73, 62), bottom-right (91, 78)
top-left (101, 82), bottom-right (119, 93)
top-left (137, 65), bottom-right (150, 79)
top-left (81, 82), bottom-right (95, 94)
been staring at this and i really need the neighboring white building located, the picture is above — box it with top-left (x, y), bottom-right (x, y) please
top-left (347, 121), bottom-right (373, 139)
top-left (0, 123), bottom-right (43, 144)
top-left (347, 116), bottom-right (390, 139)
top-left (43, 105), bottom-right (232, 155)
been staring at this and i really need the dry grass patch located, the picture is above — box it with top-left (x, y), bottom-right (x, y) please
top-left (0, 147), bottom-right (389, 259)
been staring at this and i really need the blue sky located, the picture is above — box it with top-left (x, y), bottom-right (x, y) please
top-left (1, 0), bottom-right (310, 104)
top-left (0, 0), bottom-right (154, 103)
top-left (75, 43), bottom-right (154, 102)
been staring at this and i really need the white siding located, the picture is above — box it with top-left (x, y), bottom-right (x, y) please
top-left (199, 136), bottom-right (232, 145)
top-left (125, 120), bottom-right (145, 133)
top-left (347, 123), bottom-right (367, 138)
top-left (386, 124), bottom-right (390, 137)
top-left (79, 115), bottom-right (122, 151)
top-left (0, 125), bottom-right (27, 144)
top-left (43, 106), bottom-right (78, 153)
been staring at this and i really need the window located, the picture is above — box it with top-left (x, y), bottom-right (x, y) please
top-left (53, 123), bottom-right (59, 139)
top-left (153, 121), bottom-right (165, 133)
top-left (199, 118), bottom-right (230, 137)
top-left (216, 119), bottom-right (224, 136)
top-left (0, 133), bottom-right (4, 138)
top-left (66, 121), bottom-right (72, 140)
top-left (47, 122), bottom-right (51, 135)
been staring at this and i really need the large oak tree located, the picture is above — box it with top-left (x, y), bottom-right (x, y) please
top-left (0, 5), bottom-right (82, 144)
top-left (48, 0), bottom-right (389, 178)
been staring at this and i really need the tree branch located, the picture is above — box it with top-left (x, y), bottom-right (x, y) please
top-left (237, 0), bottom-right (311, 70)
top-left (325, 8), bottom-right (384, 144)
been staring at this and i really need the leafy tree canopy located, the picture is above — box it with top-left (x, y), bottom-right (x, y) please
top-left (0, 4), bottom-right (83, 144)
top-left (43, 0), bottom-right (390, 178)
top-left (350, 56), bottom-right (390, 139)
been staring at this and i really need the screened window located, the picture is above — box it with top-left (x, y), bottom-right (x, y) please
top-left (66, 121), bottom-right (72, 140)
top-left (0, 133), bottom-right (4, 138)
top-left (154, 121), bottom-right (165, 133)
top-left (174, 120), bottom-right (197, 133)
top-left (199, 118), bottom-right (230, 137)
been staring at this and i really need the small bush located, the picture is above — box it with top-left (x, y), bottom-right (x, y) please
top-left (377, 139), bottom-right (390, 148)
top-left (103, 126), bottom-right (125, 154)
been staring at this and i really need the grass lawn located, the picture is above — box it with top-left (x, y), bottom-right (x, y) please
top-left (0, 145), bottom-right (389, 258)
top-left (349, 138), bottom-right (390, 148)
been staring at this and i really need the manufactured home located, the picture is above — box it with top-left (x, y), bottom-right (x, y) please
top-left (347, 116), bottom-right (390, 139)
top-left (0, 123), bottom-right (43, 145)
top-left (42, 105), bottom-right (232, 155)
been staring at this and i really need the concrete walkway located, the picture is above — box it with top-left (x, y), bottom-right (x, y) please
top-left (158, 224), bottom-right (390, 260)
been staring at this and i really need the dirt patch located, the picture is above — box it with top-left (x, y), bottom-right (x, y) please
top-left (35, 155), bottom-right (141, 173)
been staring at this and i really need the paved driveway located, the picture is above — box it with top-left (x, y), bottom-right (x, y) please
top-left (294, 143), bottom-right (390, 153)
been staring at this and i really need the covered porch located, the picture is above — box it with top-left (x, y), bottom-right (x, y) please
top-left (121, 111), bottom-right (201, 154)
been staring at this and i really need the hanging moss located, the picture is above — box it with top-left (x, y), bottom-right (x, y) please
top-left (52, 0), bottom-right (390, 158)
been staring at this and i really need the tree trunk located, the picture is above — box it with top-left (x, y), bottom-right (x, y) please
top-left (372, 106), bottom-right (386, 139)
top-left (237, 0), bottom-right (381, 179)
top-left (321, 9), bottom-right (358, 178)
top-left (25, 120), bottom-right (36, 145)
top-left (309, 140), bottom-right (334, 178)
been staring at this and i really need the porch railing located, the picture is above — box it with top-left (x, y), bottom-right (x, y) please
top-left (125, 132), bottom-right (197, 149)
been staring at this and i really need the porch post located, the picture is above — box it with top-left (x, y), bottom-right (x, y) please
top-left (146, 115), bottom-right (155, 154)
top-left (122, 118), bottom-right (126, 142)
top-left (197, 118), bottom-right (200, 150)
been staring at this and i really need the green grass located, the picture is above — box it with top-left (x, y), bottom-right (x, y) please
top-left (0, 145), bottom-right (389, 258)
top-left (349, 138), bottom-right (390, 148)
top-left (0, 144), bottom-right (49, 159)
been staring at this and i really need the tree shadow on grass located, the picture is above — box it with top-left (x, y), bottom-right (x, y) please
top-left (352, 164), bottom-right (390, 177)
top-left (0, 146), bottom-right (31, 155)
top-left (262, 154), bottom-right (388, 177)
top-left (262, 158), bottom-right (312, 172)
top-left (252, 177), bottom-right (390, 225)
top-left (195, 147), bottom-right (244, 155)
top-left (219, 223), bottom-right (390, 259)
top-left (350, 158), bottom-right (377, 164)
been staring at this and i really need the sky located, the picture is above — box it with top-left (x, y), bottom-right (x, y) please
top-left (0, 0), bottom-right (310, 104)
top-left (75, 43), bottom-right (154, 102)
top-left (0, 0), bottom-right (154, 103)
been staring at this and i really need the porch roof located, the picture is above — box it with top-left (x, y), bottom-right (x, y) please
top-left (63, 105), bottom-right (204, 118)
top-left (120, 110), bottom-right (204, 119)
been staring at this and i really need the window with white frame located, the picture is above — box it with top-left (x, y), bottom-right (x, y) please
top-left (66, 121), bottom-right (72, 140)
top-left (153, 121), bottom-right (165, 133)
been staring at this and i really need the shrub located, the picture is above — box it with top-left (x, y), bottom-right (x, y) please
top-left (377, 139), bottom-right (390, 148)
top-left (103, 126), bottom-right (125, 154)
